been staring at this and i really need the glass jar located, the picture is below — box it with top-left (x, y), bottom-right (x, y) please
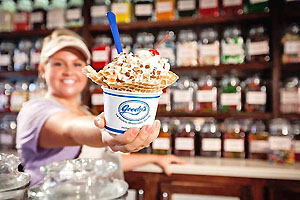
top-left (30, 38), bottom-right (43, 71)
top-left (28, 80), bottom-right (46, 100)
top-left (244, 74), bottom-right (267, 112)
top-left (14, 39), bottom-right (32, 71)
top-left (111, 0), bottom-right (132, 23)
top-left (177, 0), bottom-right (197, 17)
top-left (291, 121), bottom-right (300, 162)
top-left (248, 120), bottom-right (269, 160)
top-left (199, 28), bottom-right (220, 66)
top-left (133, 32), bottom-right (154, 53)
top-left (0, 0), bottom-right (16, 32)
top-left (90, 83), bottom-right (104, 114)
top-left (223, 119), bottom-right (245, 158)
top-left (156, 31), bottom-right (176, 67)
top-left (268, 118), bottom-right (294, 164)
top-left (281, 24), bottom-right (300, 63)
top-left (47, 0), bottom-right (66, 29)
top-left (0, 116), bottom-right (17, 150)
top-left (246, 0), bottom-right (269, 13)
top-left (92, 35), bottom-right (112, 70)
top-left (152, 121), bottom-right (172, 155)
top-left (221, 26), bottom-right (245, 64)
top-left (13, 0), bottom-right (32, 31)
top-left (158, 88), bottom-right (171, 112)
top-left (176, 29), bottom-right (198, 67)
top-left (66, 0), bottom-right (83, 27)
top-left (134, 0), bottom-right (153, 21)
top-left (0, 41), bottom-right (15, 72)
top-left (199, 0), bottom-right (219, 17)
top-left (10, 81), bottom-right (29, 112)
top-left (30, 0), bottom-right (48, 30)
top-left (219, 73), bottom-right (242, 112)
top-left (155, 0), bottom-right (175, 21)
top-left (111, 34), bottom-right (133, 60)
top-left (200, 118), bottom-right (222, 157)
top-left (246, 25), bottom-right (270, 63)
top-left (0, 82), bottom-right (13, 112)
top-left (280, 77), bottom-right (299, 114)
top-left (171, 77), bottom-right (196, 112)
top-left (174, 121), bottom-right (195, 156)
top-left (196, 74), bottom-right (217, 113)
top-left (91, 0), bottom-right (111, 25)
top-left (221, 0), bottom-right (243, 16)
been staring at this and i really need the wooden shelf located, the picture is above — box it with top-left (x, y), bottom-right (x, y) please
top-left (0, 71), bottom-right (38, 78)
top-left (281, 63), bottom-right (300, 70)
top-left (0, 112), bottom-right (18, 117)
top-left (157, 111), bottom-right (272, 120)
top-left (89, 12), bottom-right (270, 32)
top-left (279, 114), bottom-right (300, 120)
top-left (172, 62), bottom-right (271, 74)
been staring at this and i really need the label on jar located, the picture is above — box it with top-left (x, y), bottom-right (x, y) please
top-left (135, 4), bottom-right (153, 16)
top-left (224, 139), bottom-right (244, 152)
top-left (91, 94), bottom-right (104, 106)
top-left (249, 41), bottom-right (269, 56)
top-left (199, 43), bottom-right (220, 57)
top-left (178, 0), bottom-right (196, 11)
top-left (159, 91), bottom-right (171, 105)
top-left (112, 3), bottom-right (129, 14)
top-left (280, 90), bottom-right (298, 104)
top-left (295, 141), bottom-right (300, 153)
top-left (284, 41), bottom-right (300, 54)
top-left (222, 44), bottom-right (244, 56)
top-left (250, 0), bottom-right (269, 4)
top-left (197, 90), bottom-right (216, 103)
top-left (152, 138), bottom-right (170, 150)
top-left (202, 138), bottom-right (221, 151)
top-left (92, 50), bottom-right (109, 62)
top-left (14, 52), bottom-right (28, 66)
top-left (0, 134), bottom-right (13, 145)
top-left (269, 136), bottom-right (292, 151)
top-left (91, 5), bottom-right (107, 17)
top-left (246, 91), bottom-right (267, 105)
top-left (30, 52), bottom-right (41, 65)
top-left (157, 47), bottom-right (175, 64)
top-left (156, 2), bottom-right (173, 13)
top-left (66, 8), bottom-right (81, 20)
top-left (10, 93), bottom-right (26, 110)
top-left (0, 54), bottom-right (11, 66)
top-left (200, 0), bottom-right (218, 9)
top-left (223, 0), bottom-right (242, 6)
top-left (175, 137), bottom-right (194, 150)
top-left (249, 140), bottom-right (269, 153)
top-left (30, 11), bottom-right (43, 23)
top-left (221, 93), bottom-right (241, 106)
top-left (47, 9), bottom-right (65, 28)
top-left (173, 89), bottom-right (193, 103)
top-left (14, 12), bottom-right (27, 23)
top-left (177, 42), bottom-right (198, 66)
top-left (0, 94), bottom-right (9, 107)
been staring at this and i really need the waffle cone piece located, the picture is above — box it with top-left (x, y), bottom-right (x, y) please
top-left (82, 51), bottom-right (178, 93)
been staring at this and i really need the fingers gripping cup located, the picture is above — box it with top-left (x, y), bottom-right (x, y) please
top-left (102, 87), bottom-right (161, 134)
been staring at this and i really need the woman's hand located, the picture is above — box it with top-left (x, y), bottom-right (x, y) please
top-left (153, 155), bottom-right (188, 176)
top-left (94, 113), bottom-right (160, 153)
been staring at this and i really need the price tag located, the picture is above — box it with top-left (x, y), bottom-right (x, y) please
top-left (112, 3), bottom-right (129, 14)
top-left (224, 139), bottom-right (244, 152)
top-left (197, 90), bottom-right (217, 103)
top-left (14, 13), bottom-right (26, 23)
top-left (91, 94), bottom-right (104, 106)
top-left (30, 52), bottom-right (41, 65)
top-left (178, 0), bottom-right (196, 11)
top-left (200, 43), bottom-right (220, 57)
top-left (223, 0), bottom-right (242, 6)
top-left (173, 89), bottom-right (193, 103)
top-left (152, 138), bottom-right (170, 150)
top-left (200, 0), bottom-right (218, 9)
top-left (222, 43), bottom-right (244, 56)
top-left (280, 90), bottom-right (298, 104)
top-left (66, 8), bottom-right (81, 20)
top-left (0, 55), bottom-right (11, 66)
top-left (202, 138), bottom-right (221, 151)
top-left (91, 5), bottom-right (107, 17)
top-left (30, 11), bottom-right (43, 23)
top-left (0, 134), bottom-right (13, 145)
top-left (269, 136), bottom-right (292, 151)
top-left (249, 140), bottom-right (269, 153)
top-left (249, 41), bottom-right (269, 56)
top-left (92, 50), bottom-right (109, 62)
top-left (250, 0), bottom-right (268, 3)
top-left (135, 4), bottom-right (153, 16)
top-left (156, 2), bottom-right (173, 13)
top-left (159, 91), bottom-right (171, 105)
top-left (284, 41), bottom-right (300, 54)
top-left (221, 93), bottom-right (241, 106)
top-left (175, 137), bottom-right (194, 150)
top-left (246, 91), bottom-right (266, 105)
top-left (14, 52), bottom-right (28, 66)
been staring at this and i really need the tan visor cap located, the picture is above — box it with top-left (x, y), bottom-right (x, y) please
top-left (40, 35), bottom-right (91, 64)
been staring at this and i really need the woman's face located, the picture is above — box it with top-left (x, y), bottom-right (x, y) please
top-left (42, 47), bottom-right (88, 99)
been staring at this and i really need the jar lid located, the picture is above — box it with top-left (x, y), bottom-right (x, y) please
top-left (178, 30), bottom-right (197, 41)
top-left (250, 120), bottom-right (266, 133)
top-left (1, 0), bottom-right (16, 13)
top-left (200, 28), bottom-right (218, 40)
top-left (95, 35), bottom-right (112, 45)
top-left (68, 0), bottom-right (84, 7)
top-left (49, 0), bottom-right (67, 9)
top-left (0, 154), bottom-right (30, 193)
top-left (269, 118), bottom-right (291, 136)
top-left (198, 74), bottom-right (216, 87)
top-left (120, 34), bottom-right (133, 45)
top-left (223, 26), bottom-right (242, 38)
top-left (283, 77), bottom-right (299, 89)
top-left (17, 0), bottom-right (32, 12)
top-left (0, 41), bottom-right (15, 50)
top-left (200, 118), bottom-right (219, 134)
top-left (33, 0), bottom-right (49, 10)
top-left (224, 119), bottom-right (241, 133)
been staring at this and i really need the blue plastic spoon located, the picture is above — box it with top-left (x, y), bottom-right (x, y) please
top-left (106, 11), bottom-right (123, 54)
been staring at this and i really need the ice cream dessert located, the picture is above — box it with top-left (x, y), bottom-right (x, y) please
top-left (82, 50), bottom-right (178, 93)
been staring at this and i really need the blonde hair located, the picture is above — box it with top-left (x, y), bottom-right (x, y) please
top-left (39, 29), bottom-right (86, 72)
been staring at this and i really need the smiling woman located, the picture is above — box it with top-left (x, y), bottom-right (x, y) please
top-left (15, 29), bottom-right (186, 187)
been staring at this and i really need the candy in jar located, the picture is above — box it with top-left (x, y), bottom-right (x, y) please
top-left (111, 0), bottom-right (132, 23)
top-left (174, 120), bottom-right (195, 157)
top-left (281, 24), bottom-right (300, 63)
top-left (244, 74), bottom-right (267, 112)
top-left (66, 0), bottom-right (84, 27)
top-left (195, 74), bottom-right (217, 113)
top-left (199, 28), bottom-right (220, 66)
top-left (280, 77), bottom-right (299, 114)
top-left (0, 41), bottom-right (15, 72)
top-left (0, 0), bottom-right (15, 32)
top-left (0, 82), bottom-right (13, 112)
top-left (134, 0), bottom-right (153, 21)
top-left (30, 38), bottom-right (43, 71)
top-left (291, 121), bottom-right (300, 162)
top-left (177, 0), bottom-right (197, 17)
top-left (30, 0), bottom-right (48, 30)
top-left (155, 0), bottom-right (175, 21)
top-left (13, 0), bottom-right (32, 31)
top-left (200, 118), bottom-right (222, 157)
top-left (199, 0), bottom-right (219, 17)
top-left (14, 39), bottom-right (32, 71)
top-left (152, 121), bottom-right (172, 155)
top-left (91, 0), bottom-right (111, 25)
top-left (268, 118), bottom-right (294, 164)
top-left (221, 0), bottom-right (243, 16)
top-left (92, 35), bottom-right (112, 70)
top-left (10, 81), bottom-right (29, 112)
top-left (90, 83), bottom-right (104, 114)
top-left (46, 0), bottom-right (66, 29)
top-left (246, 0), bottom-right (269, 13)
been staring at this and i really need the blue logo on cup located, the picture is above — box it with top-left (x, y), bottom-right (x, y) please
top-left (118, 100), bottom-right (150, 122)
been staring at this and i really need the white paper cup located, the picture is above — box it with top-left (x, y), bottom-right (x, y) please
top-left (102, 87), bottom-right (162, 134)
